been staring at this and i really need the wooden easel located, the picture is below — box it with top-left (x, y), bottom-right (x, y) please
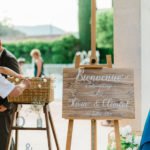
top-left (6, 103), bottom-right (60, 150)
top-left (66, 55), bottom-right (121, 150)
top-left (65, 0), bottom-right (121, 150)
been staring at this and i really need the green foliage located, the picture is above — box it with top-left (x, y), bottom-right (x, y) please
top-left (3, 35), bottom-right (80, 64)
top-left (96, 9), bottom-right (113, 49)
top-left (79, 0), bottom-right (91, 50)
top-left (98, 48), bottom-right (114, 64)
top-left (107, 136), bottom-right (140, 150)
top-left (0, 23), bottom-right (24, 37)
top-left (51, 35), bottom-right (79, 63)
top-left (107, 135), bottom-right (140, 150)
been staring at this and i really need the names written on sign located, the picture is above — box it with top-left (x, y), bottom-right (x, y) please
top-left (70, 98), bottom-right (129, 109)
top-left (63, 68), bottom-right (135, 119)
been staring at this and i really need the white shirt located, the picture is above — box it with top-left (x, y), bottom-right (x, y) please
top-left (0, 74), bottom-right (15, 98)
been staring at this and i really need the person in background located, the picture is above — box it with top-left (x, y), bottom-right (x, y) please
top-left (18, 58), bottom-right (25, 75)
top-left (30, 49), bottom-right (44, 77)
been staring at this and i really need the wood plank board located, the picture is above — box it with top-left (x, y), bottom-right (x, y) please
top-left (62, 68), bottom-right (135, 119)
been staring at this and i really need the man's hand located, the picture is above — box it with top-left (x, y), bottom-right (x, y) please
top-left (17, 74), bottom-right (25, 79)
top-left (0, 105), bottom-right (7, 112)
top-left (21, 79), bottom-right (31, 89)
top-left (9, 79), bottom-right (31, 97)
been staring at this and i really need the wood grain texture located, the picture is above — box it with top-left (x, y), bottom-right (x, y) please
top-left (63, 68), bottom-right (135, 119)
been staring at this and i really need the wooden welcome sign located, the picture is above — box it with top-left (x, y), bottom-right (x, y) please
top-left (63, 68), bottom-right (135, 120)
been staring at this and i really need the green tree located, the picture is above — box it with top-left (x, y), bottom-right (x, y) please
top-left (96, 9), bottom-right (113, 49)
top-left (78, 0), bottom-right (91, 50)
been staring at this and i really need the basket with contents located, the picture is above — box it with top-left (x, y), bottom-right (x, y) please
top-left (8, 77), bottom-right (55, 104)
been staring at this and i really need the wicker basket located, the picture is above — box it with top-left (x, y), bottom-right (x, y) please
top-left (7, 77), bottom-right (55, 104)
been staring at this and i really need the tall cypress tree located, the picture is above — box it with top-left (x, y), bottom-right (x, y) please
top-left (78, 0), bottom-right (91, 51)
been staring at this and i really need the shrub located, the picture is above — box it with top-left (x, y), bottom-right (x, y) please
top-left (3, 35), bottom-right (80, 64)
top-left (97, 47), bottom-right (114, 64)
top-left (96, 9), bottom-right (114, 49)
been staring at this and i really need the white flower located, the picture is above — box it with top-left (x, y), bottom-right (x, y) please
top-left (120, 125), bottom-right (132, 138)
top-left (38, 84), bottom-right (42, 88)
top-left (126, 135), bottom-right (132, 143)
top-left (133, 147), bottom-right (138, 150)
top-left (125, 125), bottom-right (132, 134)
top-left (15, 78), bottom-right (19, 82)
top-left (126, 148), bottom-right (132, 150)
top-left (111, 142), bottom-right (116, 149)
top-left (134, 136), bottom-right (141, 145)
top-left (110, 132), bottom-right (115, 141)
top-left (120, 127), bottom-right (128, 137)
top-left (43, 79), bottom-right (47, 83)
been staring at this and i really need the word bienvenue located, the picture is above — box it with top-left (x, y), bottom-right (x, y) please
top-left (76, 68), bottom-right (127, 82)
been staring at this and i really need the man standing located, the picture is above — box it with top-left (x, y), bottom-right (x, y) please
top-left (0, 73), bottom-right (30, 150)
top-left (0, 41), bottom-right (21, 150)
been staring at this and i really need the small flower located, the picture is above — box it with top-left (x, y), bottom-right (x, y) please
top-left (133, 147), bottom-right (138, 150)
top-left (125, 125), bottom-right (132, 134)
top-left (111, 142), bottom-right (116, 149)
top-left (126, 148), bottom-right (132, 150)
top-left (134, 136), bottom-right (141, 145)
top-left (110, 132), bottom-right (115, 141)
top-left (126, 135), bottom-right (132, 143)
top-left (43, 79), bottom-right (47, 83)
top-left (15, 78), bottom-right (19, 82)
top-left (120, 125), bottom-right (132, 138)
top-left (120, 127), bottom-right (128, 137)
top-left (38, 84), bottom-right (42, 88)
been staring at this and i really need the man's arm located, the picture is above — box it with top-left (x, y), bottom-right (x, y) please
top-left (9, 79), bottom-right (30, 97)
top-left (1, 49), bottom-right (20, 110)
top-left (0, 67), bottom-right (23, 79)
top-left (0, 79), bottom-right (30, 112)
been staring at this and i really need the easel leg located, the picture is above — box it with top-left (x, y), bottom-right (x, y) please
top-left (44, 105), bottom-right (52, 150)
top-left (91, 120), bottom-right (97, 150)
top-left (114, 120), bottom-right (121, 150)
top-left (48, 107), bottom-right (60, 150)
top-left (15, 111), bottom-right (19, 150)
top-left (66, 119), bottom-right (74, 150)
top-left (5, 104), bottom-right (17, 150)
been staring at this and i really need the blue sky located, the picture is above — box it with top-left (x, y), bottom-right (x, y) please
top-left (0, 0), bottom-right (112, 32)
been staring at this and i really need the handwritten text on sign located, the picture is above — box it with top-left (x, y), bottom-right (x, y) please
top-left (63, 68), bottom-right (135, 119)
